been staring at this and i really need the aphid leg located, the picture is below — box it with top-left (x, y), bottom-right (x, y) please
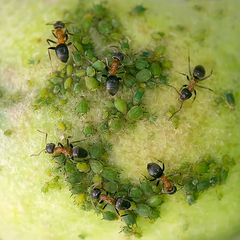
top-left (168, 101), bottom-right (184, 120)
top-left (200, 69), bottom-right (213, 80)
top-left (196, 84), bottom-right (214, 92)
top-left (46, 39), bottom-right (56, 45)
top-left (192, 90), bottom-right (197, 103)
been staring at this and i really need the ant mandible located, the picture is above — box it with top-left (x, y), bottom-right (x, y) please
top-left (31, 130), bottom-right (88, 164)
top-left (104, 52), bottom-right (124, 96)
top-left (147, 162), bottom-right (177, 194)
top-left (91, 188), bottom-right (131, 216)
top-left (168, 55), bottom-right (213, 120)
top-left (46, 21), bottom-right (73, 64)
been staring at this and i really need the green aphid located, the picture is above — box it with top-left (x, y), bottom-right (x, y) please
top-left (86, 66), bottom-right (96, 77)
top-left (76, 162), bottom-right (91, 173)
top-left (76, 99), bottom-right (89, 114)
top-left (147, 195), bottom-right (163, 208)
top-left (224, 92), bottom-right (235, 109)
top-left (85, 76), bottom-right (100, 91)
top-left (53, 85), bottom-right (61, 94)
top-left (98, 121), bottom-right (109, 133)
top-left (108, 118), bottom-right (123, 132)
top-left (124, 74), bottom-right (137, 87)
top-left (92, 60), bottom-right (106, 71)
top-left (139, 181), bottom-right (154, 195)
top-left (136, 69), bottom-right (152, 82)
top-left (75, 69), bottom-right (86, 78)
top-left (92, 174), bottom-right (103, 186)
top-left (135, 59), bottom-right (149, 70)
top-left (73, 83), bottom-right (82, 93)
top-left (127, 106), bottom-right (144, 121)
top-left (83, 124), bottom-right (95, 137)
top-left (186, 193), bottom-right (197, 205)
top-left (129, 187), bottom-right (143, 199)
top-left (114, 98), bottom-right (128, 114)
top-left (4, 129), bottom-right (13, 137)
top-left (102, 211), bottom-right (118, 221)
top-left (196, 178), bottom-right (211, 192)
top-left (89, 160), bottom-right (103, 174)
top-left (64, 77), bottom-right (73, 90)
top-left (133, 88), bottom-right (144, 105)
top-left (98, 20), bottom-right (113, 35)
top-left (183, 179), bottom-right (197, 193)
top-left (82, 36), bottom-right (91, 45)
top-left (41, 176), bottom-right (61, 193)
top-left (49, 76), bottom-right (63, 85)
top-left (122, 212), bottom-right (136, 226)
top-left (194, 160), bottom-right (210, 174)
top-left (102, 167), bottom-right (119, 182)
top-left (151, 32), bottom-right (165, 41)
top-left (89, 143), bottom-right (106, 159)
top-left (66, 65), bottom-right (73, 76)
top-left (103, 181), bottom-right (118, 193)
top-left (130, 5), bottom-right (147, 15)
top-left (150, 62), bottom-right (161, 77)
top-left (135, 204), bottom-right (152, 218)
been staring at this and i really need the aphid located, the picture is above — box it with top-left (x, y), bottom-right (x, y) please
top-left (147, 162), bottom-right (177, 194)
top-left (31, 130), bottom-right (88, 163)
top-left (46, 21), bottom-right (73, 63)
top-left (224, 92), bottom-right (235, 110)
top-left (105, 52), bottom-right (124, 96)
top-left (91, 188), bottom-right (131, 215)
top-left (169, 56), bottom-right (213, 120)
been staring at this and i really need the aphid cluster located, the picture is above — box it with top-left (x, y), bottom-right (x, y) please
top-left (32, 3), bottom-right (235, 237)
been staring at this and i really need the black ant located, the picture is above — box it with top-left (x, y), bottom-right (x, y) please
top-left (46, 21), bottom-right (73, 64)
top-left (147, 162), bottom-right (177, 194)
top-left (104, 52), bottom-right (124, 96)
top-left (168, 56), bottom-right (213, 120)
top-left (31, 130), bottom-right (88, 164)
top-left (91, 188), bottom-right (131, 216)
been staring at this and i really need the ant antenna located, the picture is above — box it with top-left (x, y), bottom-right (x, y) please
top-left (37, 129), bottom-right (48, 144)
top-left (30, 149), bottom-right (45, 157)
top-left (168, 101), bottom-right (184, 120)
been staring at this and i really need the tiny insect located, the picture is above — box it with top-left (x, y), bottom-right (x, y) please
top-left (46, 21), bottom-right (73, 63)
top-left (31, 130), bottom-right (88, 163)
top-left (105, 52), bottom-right (124, 96)
top-left (147, 162), bottom-right (177, 194)
top-left (224, 92), bottom-right (235, 110)
top-left (169, 56), bottom-right (213, 120)
top-left (91, 188), bottom-right (131, 215)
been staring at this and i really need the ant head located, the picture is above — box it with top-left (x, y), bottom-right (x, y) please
top-left (180, 88), bottom-right (192, 101)
top-left (92, 188), bottom-right (101, 199)
top-left (112, 52), bottom-right (124, 62)
top-left (147, 163), bottom-right (164, 178)
top-left (45, 143), bottom-right (56, 154)
top-left (72, 147), bottom-right (88, 158)
top-left (115, 198), bottom-right (131, 210)
top-left (193, 65), bottom-right (205, 80)
top-left (53, 21), bottom-right (65, 29)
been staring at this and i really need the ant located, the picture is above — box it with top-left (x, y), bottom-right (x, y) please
top-left (147, 162), bottom-right (177, 195)
top-left (168, 56), bottom-right (213, 120)
top-left (91, 188), bottom-right (131, 216)
top-left (104, 52), bottom-right (124, 96)
top-left (46, 21), bottom-right (73, 64)
top-left (31, 130), bottom-right (88, 164)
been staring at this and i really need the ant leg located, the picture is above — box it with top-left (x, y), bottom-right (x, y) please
top-left (166, 84), bottom-right (181, 95)
top-left (196, 84), bottom-right (214, 92)
top-left (156, 180), bottom-right (160, 186)
top-left (180, 84), bottom-right (188, 91)
top-left (66, 29), bottom-right (74, 35)
top-left (57, 143), bottom-right (64, 147)
top-left (67, 42), bottom-right (72, 46)
top-left (115, 208), bottom-right (120, 216)
top-left (200, 70), bottom-right (213, 80)
top-left (177, 72), bottom-right (190, 81)
top-left (51, 30), bottom-right (57, 39)
top-left (102, 204), bottom-right (108, 210)
top-left (46, 39), bottom-right (56, 45)
top-left (48, 47), bottom-right (55, 70)
top-left (188, 54), bottom-right (193, 78)
top-left (192, 90), bottom-right (197, 103)
top-left (168, 101), bottom-right (184, 120)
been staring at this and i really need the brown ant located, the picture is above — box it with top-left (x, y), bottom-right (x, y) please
top-left (46, 21), bottom-right (73, 64)
top-left (31, 130), bottom-right (88, 164)
top-left (168, 56), bottom-right (213, 120)
top-left (147, 162), bottom-right (177, 194)
top-left (104, 52), bottom-right (124, 96)
top-left (91, 188), bottom-right (131, 216)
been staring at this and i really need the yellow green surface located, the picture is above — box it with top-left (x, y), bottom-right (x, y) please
top-left (0, 0), bottom-right (240, 240)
